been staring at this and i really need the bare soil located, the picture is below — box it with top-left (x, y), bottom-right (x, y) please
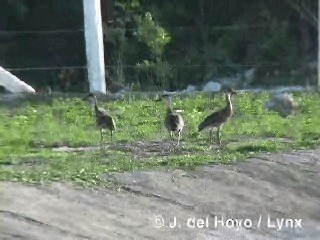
top-left (52, 140), bottom-right (193, 158)
top-left (1, 148), bottom-right (320, 240)
top-left (51, 137), bottom-right (292, 158)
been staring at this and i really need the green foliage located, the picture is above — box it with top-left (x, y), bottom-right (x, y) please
top-left (136, 12), bottom-right (171, 57)
top-left (132, 11), bottom-right (172, 90)
top-left (136, 59), bottom-right (174, 90)
top-left (2, 1), bottom-right (317, 89)
top-left (115, 0), bottom-right (140, 11)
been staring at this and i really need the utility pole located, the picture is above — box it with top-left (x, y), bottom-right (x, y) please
top-left (83, 0), bottom-right (106, 94)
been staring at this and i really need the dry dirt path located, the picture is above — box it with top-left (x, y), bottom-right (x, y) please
top-left (1, 149), bottom-right (320, 239)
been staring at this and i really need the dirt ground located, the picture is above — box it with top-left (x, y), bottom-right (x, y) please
top-left (1, 148), bottom-right (320, 240)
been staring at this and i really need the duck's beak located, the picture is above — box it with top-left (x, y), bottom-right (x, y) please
top-left (82, 93), bottom-right (94, 101)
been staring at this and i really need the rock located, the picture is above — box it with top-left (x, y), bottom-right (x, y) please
top-left (202, 81), bottom-right (222, 92)
top-left (266, 92), bottom-right (298, 117)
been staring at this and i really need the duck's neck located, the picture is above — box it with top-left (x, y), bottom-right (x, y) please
top-left (226, 94), bottom-right (232, 111)
top-left (166, 98), bottom-right (173, 113)
top-left (92, 96), bottom-right (99, 112)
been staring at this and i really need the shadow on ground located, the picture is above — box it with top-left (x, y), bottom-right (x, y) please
top-left (51, 137), bottom-right (292, 159)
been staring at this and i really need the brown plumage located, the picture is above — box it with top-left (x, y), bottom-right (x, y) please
top-left (84, 93), bottom-right (116, 144)
top-left (161, 95), bottom-right (184, 145)
top-left (198, 89), bottom-right (236, 144)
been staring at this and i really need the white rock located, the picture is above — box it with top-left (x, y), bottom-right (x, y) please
top-left (181, 85), bottom-right (197, 93)
top-left (266, 92), bottom-right (298, 117)
top-left (202, 81), bottom-right (222, 92)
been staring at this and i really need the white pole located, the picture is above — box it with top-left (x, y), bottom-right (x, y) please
top-left (83, 0), bottom-right (106, 94)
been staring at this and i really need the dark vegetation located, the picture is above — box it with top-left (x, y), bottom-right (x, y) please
top-left (0, 0), bottom-right (317, 91)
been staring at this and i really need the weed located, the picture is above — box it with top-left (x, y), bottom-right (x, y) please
top-left (0, 92), bottom-right (319, 186)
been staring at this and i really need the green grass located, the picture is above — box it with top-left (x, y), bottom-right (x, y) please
top-left (0, 91), bottom-right (320, 186)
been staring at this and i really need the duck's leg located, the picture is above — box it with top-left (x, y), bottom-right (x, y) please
top-left (177, 131), bottom-right (181, 146)
top-left (100, 129), bottom-right (104, 150)
top-left (169, 131), bottom-right (173, 140)
top-left (209, 128), bottom-right (213, 143)
top-left (217, 126), bottom-right (222, 145)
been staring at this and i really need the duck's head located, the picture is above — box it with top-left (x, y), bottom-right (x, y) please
top-left (83, 93), bottom-right (97, 107)
top-left (227, 88), bottom-right (237, 95)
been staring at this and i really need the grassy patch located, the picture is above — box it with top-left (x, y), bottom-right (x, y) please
top-left (0, 91), bottom-right (319, 186)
